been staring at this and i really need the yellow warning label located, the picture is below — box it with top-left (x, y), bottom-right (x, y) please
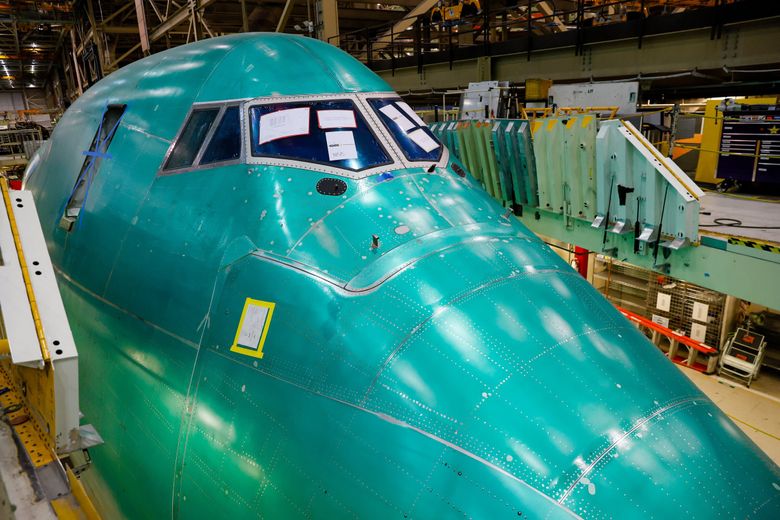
top-left (230, 298), bottom-right (275, 359)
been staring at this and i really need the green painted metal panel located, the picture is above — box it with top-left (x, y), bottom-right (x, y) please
top-left (517, 208), bottom-right (780, 309)
top-left (560, 116), bottom-right (597, 220)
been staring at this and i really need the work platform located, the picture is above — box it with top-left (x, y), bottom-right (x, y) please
top-left (430, 117), bottom-right (780, 310)
top-left (0, 178), bottom-right (100, 519)
top-left (700, 192), bottom-right (780, 245)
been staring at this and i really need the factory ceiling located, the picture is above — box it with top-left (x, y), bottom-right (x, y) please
top-left (0, 0), bottom-right (420, 93)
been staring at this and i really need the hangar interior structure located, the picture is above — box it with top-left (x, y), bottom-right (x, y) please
top-left (0, 0), bottom-right (779, 518)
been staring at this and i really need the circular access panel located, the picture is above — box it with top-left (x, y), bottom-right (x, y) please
top-left (316, 178), bottom-right (347, 196)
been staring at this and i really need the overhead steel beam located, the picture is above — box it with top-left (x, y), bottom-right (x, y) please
top-left (134, 0), bottom-right (151, 55)
top-left (276, 0), bottom-right (297, 33)
top-left (69, 28), bottom-right (83, 96)
top-left (76, 2), bottom-right (134, 55)
top-left (149, 0), bottom-right (219, 42)
top-left (42, 28), bottom-right (68, 89)
top-left (109, 43), bottom-right (141, 70)
top-left (537, 1), bottom-right (567, 33)
top-left (402, 15), bottom-right (780, 84)
top-left (373, 0), bottom-right (439, 49)
top-left (102, 26), bottom-right (146, 34)
top-left (318, 0), bottom-right (339, 44)
top-left (240, 0), bottom-right (249, 32)
top-left (86, 0), bottom-right (108, 75)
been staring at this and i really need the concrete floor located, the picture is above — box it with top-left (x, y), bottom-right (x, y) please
top-left (699, 192), bottom-right (780, 243)
top-left (681, 366), bottom-right (780, 465)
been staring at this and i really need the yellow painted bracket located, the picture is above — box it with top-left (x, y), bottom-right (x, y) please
top-left (230, 298), bottom-right (275, 359)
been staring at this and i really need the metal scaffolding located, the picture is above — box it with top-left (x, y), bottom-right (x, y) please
top-left (1, 1), bottom-right (428, 106)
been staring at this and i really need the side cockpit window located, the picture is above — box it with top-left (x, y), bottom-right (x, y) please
top-left (162, 103), bottom-right (242, 173)
top-left (201, 106), bottom-right (241, 164)
top-left (61, 103), bottom-right (126, 230)
top-left (164, 108), bottom-right (220, 170)
top-left (368, 98), bottom-right (442, 162)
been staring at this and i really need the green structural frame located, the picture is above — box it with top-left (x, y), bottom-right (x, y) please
top-left (432, 116), bottom-right (780, 310)
top-left (517, 208), bottom-right (780, 310)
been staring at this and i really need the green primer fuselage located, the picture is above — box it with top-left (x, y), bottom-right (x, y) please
top-left (25, 34), bottom-right (780, 518)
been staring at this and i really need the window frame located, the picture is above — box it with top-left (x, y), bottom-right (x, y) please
top-left (159, 93), bottom-right (450, 180)
top-left (247, 98), bottom-right (394, 173)
top-left (367, 97), bottom-right (444, 163)
top-left (200, 105), bottom-right (243, 166)
top-left (244, 93), bottom-right (446, 180)
top-left (61, 103), bottom-right (127, 230)
top-left (159, 100), bottom-right (245, 176)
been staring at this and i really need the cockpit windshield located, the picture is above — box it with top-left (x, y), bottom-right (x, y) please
top-left (249, 100), bottom-right (391, 172)
top-left (368, 98), bottom-right (442, 162)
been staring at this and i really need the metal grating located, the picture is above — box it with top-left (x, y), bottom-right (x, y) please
top-left (594, 255), bottom-right (726, 349)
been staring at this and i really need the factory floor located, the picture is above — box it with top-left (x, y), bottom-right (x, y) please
top-left (681, 366), bottom-right (780, 465)
top-left (699, 191), bottom-right (780, 243)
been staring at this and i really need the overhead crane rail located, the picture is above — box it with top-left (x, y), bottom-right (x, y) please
top-left (331, 0), bottom-right (750, 70)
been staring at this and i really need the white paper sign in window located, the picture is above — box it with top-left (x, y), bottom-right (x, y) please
top-left (379, 104), bottom-right (416, 133)
top-left (397, 101), bottom-right (426, 126)
top-left (408, 128), bottom-right (440, 153)
top-left (325, 131), bottom-right (358, 161)
top-left (258, 107), bottom-right (310, 144)
top-left (317, 110), bottom-right (357, 129)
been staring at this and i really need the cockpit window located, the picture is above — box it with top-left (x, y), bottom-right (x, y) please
top-left (368, 98), bottom-right (442, 162)
top-left (202, 106), bottom-right (241, 164)
top-left (249, 100), bottom-right (391, 171)
top-left (164, 108), bottom-right (219, 170)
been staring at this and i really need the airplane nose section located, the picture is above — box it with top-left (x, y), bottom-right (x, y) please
top-left (558, 395), bottom-right (780, 518)
top-left (362, 265), bottom-right (780, 518)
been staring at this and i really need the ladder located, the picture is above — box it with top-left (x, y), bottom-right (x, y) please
top-left (719, 328), bottom-right (767, 388)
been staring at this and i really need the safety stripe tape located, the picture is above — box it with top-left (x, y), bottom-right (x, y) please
top-left (728, 237), bottom-right (780, 254)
